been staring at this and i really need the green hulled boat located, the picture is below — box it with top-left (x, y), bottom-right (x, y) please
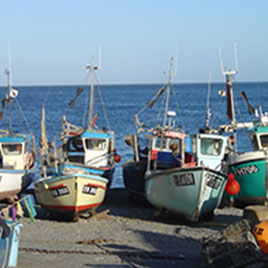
top-left (227, 126), bottom-right (268, 206)
top-left (215, 46), bottom-right (268, 206)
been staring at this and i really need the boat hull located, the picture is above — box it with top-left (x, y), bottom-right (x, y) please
top-left (0, 220), bottom-right (22, 267)
top-left (228, 151), bottom-right (268, 206)
top-left (0, 165), bottom-right (36, 201)
top-left (145, 166), bottom-right (227, 221)
top-left (122, 159), bottom-right (146, 194)
top-left (47, 163), bottom-right (115, 188)
top-left (34, 173), bottom-right (108, 220)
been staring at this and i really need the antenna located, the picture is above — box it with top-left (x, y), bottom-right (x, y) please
top-left (234, 40), bottom-right (238, 72)
top-left (218, 46), bottom-right (224, 74)
top-left (98, 44), bottom-right (102, 70)
top-left (173, 41), bottom-right (179, 77)
top-left (4, 43), bottom-right (12, 94)
top-left (218, 41), bottom-right (238, 76)
top-left (205, 70), bottom-right (212, 129)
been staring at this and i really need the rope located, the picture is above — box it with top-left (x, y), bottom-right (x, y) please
top-left (171, 84), bottom-right (185, 128)
top-left (209, 91), bottom-right (224, 130)
top-left (13, 101), bottom-right (26, 133)
top-left (82, 72), bottom-right (90, 128)
top-left (95, 74), bottom-right (111, 130)
top-left (14, 99), bottom-right (32, 132)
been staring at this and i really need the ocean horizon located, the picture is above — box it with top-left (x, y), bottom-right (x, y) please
top-left (0, 81), bottom-right (267, 188)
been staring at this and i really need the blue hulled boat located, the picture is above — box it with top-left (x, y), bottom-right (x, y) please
top-left (0, 218), bottom-right (22, 267)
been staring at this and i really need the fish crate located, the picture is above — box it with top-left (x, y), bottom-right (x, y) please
top-left (201, 219), bottom-right (268, 268)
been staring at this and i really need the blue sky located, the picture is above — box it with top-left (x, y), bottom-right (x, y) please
top-left (0, 0), bottom-right (267, 85)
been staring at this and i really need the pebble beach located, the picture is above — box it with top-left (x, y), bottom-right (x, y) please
top-left (16, 188), bottom-right (244, 268)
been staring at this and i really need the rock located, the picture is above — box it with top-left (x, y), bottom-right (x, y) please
top-left (243, 205), bottom-right (268, 228)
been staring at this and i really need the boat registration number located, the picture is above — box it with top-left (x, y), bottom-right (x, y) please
top-left (173, 173), bottom-right (195, 186)
top-left (82, 185), bottom-right (97, 195)
top-left (50, 186), bottom-right (69, 197)
top-left (206, 174), bottom-right (222, 189)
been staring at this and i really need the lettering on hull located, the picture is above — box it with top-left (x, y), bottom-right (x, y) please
top-left (233, 165), bottom-right (258, 176)
top-left (50, 186), bottom-right (69, 197)
top-left (82, 185), bottom-right (97, 195)
top-left (173, 173), bottom-right (195, 187)
top-left (206, 173), bottom-right (222, 189)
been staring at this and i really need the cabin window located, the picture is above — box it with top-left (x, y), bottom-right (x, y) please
top-left (67, 138), bottom-right (84, 152)
top-left (85, 139), bottom-right (106, 150)
top-left (201, 138), bottom-right (223, 156)
top-left (260, 135), bottom-right (268, 148)
top-left (155, 137), bottom-right (168, 150)
top-left (2, 143), bottom-right (22, 155)
top-left (249, 134), bottom-right (258, 150)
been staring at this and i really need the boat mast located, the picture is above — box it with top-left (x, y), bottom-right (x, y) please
top-left (219, 42), bottom-right (239, 149)
top-left (163, 57), bottom-right (174, 128)
top-left (5, 44), bottom-right (13, 133)
top-left (224, 70), bottom-right (237, 126)
top-left (86, 57), bottom-right (98, 129)
top-left (205, 71), bottom-right (212, 129)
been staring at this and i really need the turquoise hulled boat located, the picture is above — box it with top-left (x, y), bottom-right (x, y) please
top-left (145, 131), bottom-right (228, 221)
top-left (0, 219), bottom-right (22, 268)
top-left (124, 57), bottom-right (229, 221)
top-left (213, 45), bottom-right (268, 206)
top-left (227, 125), bottom-right (268, 206)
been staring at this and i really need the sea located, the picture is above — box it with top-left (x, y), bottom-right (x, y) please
top-left (0, 82), bottom-right (268, 188)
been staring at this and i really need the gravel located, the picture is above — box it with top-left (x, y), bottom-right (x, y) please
top-left (17, 188), bottom-right (244, 268)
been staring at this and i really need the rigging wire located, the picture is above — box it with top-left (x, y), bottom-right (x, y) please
top-left (13, 101), bottom-right (26, 133)
top-left (156, 87), bottom-right (166, 125)
top-left (95, 74), bottom-right (111, 131)
top-left (232, 76), bottom-right (252, 130)
top-left (14, 98), bottom-right (32, 133)
top-left (171, 83), bottom-right (185, 128)
top-left (209, 89), bottom-right (225, 129)
top-left (82, 72), bottom-right (90, 128)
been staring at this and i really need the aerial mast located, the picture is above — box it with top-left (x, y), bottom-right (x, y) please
top-left (219, 41), bottom-right (239, 149)
top-left (86, 56), bottom-right (101, 128)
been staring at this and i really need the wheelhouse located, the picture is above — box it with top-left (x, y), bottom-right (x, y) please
top-left (64, 130), bottom-right (114, 168)
top-left (0, 134), bottom-right (35, 170)
top-left (249, 126), bottom-right (268, 151)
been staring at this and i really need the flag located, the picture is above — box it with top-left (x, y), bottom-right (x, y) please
top-left (68, 87), bottom-right (83, 107)
top-left (91, 115), bottom-right (98, 127)
top-left (240, 91), bottom-right (255, 115)
top-left (11, 205), bottom-right (16, 221)
top-left (24, 198), bottom-right (36, 222)
top-left (16, 202), bottom-right (24, 218)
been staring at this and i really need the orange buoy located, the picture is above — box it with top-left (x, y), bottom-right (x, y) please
top-left (227, 173), bottom-right (235, 180)
top-left (114, 154), bottom-right (121, 163)
top-left (225, 173), bottom-right (240, 195)
top-left (253, 220), bottom-right (268, 254)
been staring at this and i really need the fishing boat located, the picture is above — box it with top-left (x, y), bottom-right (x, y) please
top-left (124, 57), bottom-right (229, 221)
top-left (35, 57), bottom-right (119, 220)
top-left (214, 51), bottom-right (268, 207)
top-left (0, 54), bottom-right (37, 202)
top-left (0, 218), bottom-right (22, 267)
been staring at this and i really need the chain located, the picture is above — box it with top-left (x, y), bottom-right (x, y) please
top-left (19, 246), bottom-right (189, 260)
